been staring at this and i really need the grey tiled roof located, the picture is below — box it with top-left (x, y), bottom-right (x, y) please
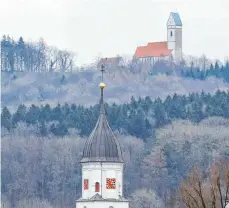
top-left (76, 194), bottom-right (129, 202)
top-left (81, 89), bottom-right (124, 163)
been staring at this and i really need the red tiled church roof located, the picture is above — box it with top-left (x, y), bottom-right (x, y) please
top-left (134, 41), bottom-right (172, 58)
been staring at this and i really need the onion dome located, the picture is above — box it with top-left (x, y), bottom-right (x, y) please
top-left (81, 66), bottom-right (124, 163)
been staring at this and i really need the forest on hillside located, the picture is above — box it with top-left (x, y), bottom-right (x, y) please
top-left (1, 35), bottom-right (76, 73)
top-left (1, 116), bottom-right (229, 208)
top-left (2, 35), bottom-right (229, 112)
top-left (2, 90), bottom-right (229, 139)
top-left (1, 35), bottom-right (229, 208)
top-left (1, 35), bottom-right (229, 84)
top-left (1, 91), bottom-right (229, 208)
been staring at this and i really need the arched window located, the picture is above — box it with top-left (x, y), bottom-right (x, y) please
top-left (109, 206), bottom-right (114, 208)
top-left (95, 182), bottom-right (100, 192)
top-left (170, 31), bottom-right (173, 37)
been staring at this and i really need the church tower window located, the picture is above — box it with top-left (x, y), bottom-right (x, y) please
top-left (170, 31), bottom-right (173, 37)
top-left (95, 182), bottom-right (100, 192)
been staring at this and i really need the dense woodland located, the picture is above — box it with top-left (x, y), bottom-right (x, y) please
top-left (1, 91), bottom-right (229, 208)
top-left (180, 61), bottom-right (229, 83)
top-left (150, 58), bottom-right (229, 83)
top-left (2, 90), bottom-right (229, 139)
top-left (1, 116), bottom-right (229, 208)
top-left (1, 35), bottom-right (76, 72)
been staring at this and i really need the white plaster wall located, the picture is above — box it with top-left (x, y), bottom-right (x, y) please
top-left (167, 28), bottom-right (176, 42)
top-left (76, 200), bottom-right (129, 208)
top-left (167, 27), bottom-right (176, 50)
top-left (175, 29), bottom-right (182, 61)
top-left (167, 25), bottom-right (182, 61)
top-left (81, 162), bottom-right (124, 199)
top-left (175, 29), bottom-right (182, 49)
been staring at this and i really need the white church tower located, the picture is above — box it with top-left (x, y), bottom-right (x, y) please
top-left (76, 65), bottom-right (129, 208)
top-left (167, 12), bottom-right (183, 61)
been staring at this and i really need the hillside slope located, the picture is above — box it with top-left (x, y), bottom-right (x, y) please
top-left (1, 70), bottom-right (229, 110)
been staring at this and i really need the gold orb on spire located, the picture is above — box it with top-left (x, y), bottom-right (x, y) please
top-left (99, 82), bottom-right (106, 89)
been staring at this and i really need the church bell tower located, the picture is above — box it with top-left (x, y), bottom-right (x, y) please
top-left (167, 12), bottom-right (183, 61)
top-left (76, 65), bottom-right (129, 208)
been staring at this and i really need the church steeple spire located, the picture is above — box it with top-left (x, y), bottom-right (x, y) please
top-left (81, 63), bottom-right (124, 163)
top-left (99, 64), bottom-right (106, 115)
top-left (77, 63), bottom-right (129, 208)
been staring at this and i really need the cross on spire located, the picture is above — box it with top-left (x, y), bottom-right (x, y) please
top-left (100, 63), bottom-right (105, 82)
top-left (99, 64), bottom-right (106, 114)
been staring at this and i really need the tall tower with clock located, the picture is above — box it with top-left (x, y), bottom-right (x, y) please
top-left (76, 65), bottom-right (129, 208)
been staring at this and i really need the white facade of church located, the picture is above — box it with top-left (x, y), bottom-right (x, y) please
top-left (76, 162), bottom-right (128, 208)
top-left (81, 163), bottom-right (124, 199)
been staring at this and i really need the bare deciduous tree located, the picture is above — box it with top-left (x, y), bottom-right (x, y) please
top-left (199, 54), bottom-right (209, 70)
top-left (47, 46), bottom-right (59, 72)
top-left (57, 50), bottom-right (76, 72)
top-left (1, 35), bottom-right (77, 72)
top-left (180, 161), bottom-right (229, 208)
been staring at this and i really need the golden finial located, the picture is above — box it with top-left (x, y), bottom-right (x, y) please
top-left (100, 82), bottom-right (106, 89)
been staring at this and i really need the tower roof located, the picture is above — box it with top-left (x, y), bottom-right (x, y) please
top-left (80, 66), bottom-right (124, 163)
top-left (167, 12), bottom-right (182, 26)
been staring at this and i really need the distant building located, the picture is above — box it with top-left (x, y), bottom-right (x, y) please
top-left (98, 57), bottom-right (124, 71)
top-left (134, 12), bottom-right (183, 65)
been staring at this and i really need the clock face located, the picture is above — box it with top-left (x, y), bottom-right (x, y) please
top-left (84, 179), bottom-right (88, 190)
top-left (106, 178), bottom-right (116, 189)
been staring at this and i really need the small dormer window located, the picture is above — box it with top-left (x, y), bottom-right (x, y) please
top-left (170, 31), bottom-right (173, 37)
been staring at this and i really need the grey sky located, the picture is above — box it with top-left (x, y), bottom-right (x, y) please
top-left (1, 0), bottom-right (229, 66)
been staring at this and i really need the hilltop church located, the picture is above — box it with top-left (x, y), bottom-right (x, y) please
top-left (76, 65), bottom-right (129, 208)
top-left (134, 12), bottom-right (183, 64)
top-left (99, 12), bottom-right (183, 69)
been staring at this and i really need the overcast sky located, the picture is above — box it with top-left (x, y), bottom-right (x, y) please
top-left (1, 0), bottom-right (229, 66)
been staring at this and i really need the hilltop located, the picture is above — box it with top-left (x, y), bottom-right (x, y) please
top-left (2, 69), bottom-right (229, 111)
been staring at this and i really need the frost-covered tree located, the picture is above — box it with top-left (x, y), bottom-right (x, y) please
top-left (130, 188), bottom-right (163, 208)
